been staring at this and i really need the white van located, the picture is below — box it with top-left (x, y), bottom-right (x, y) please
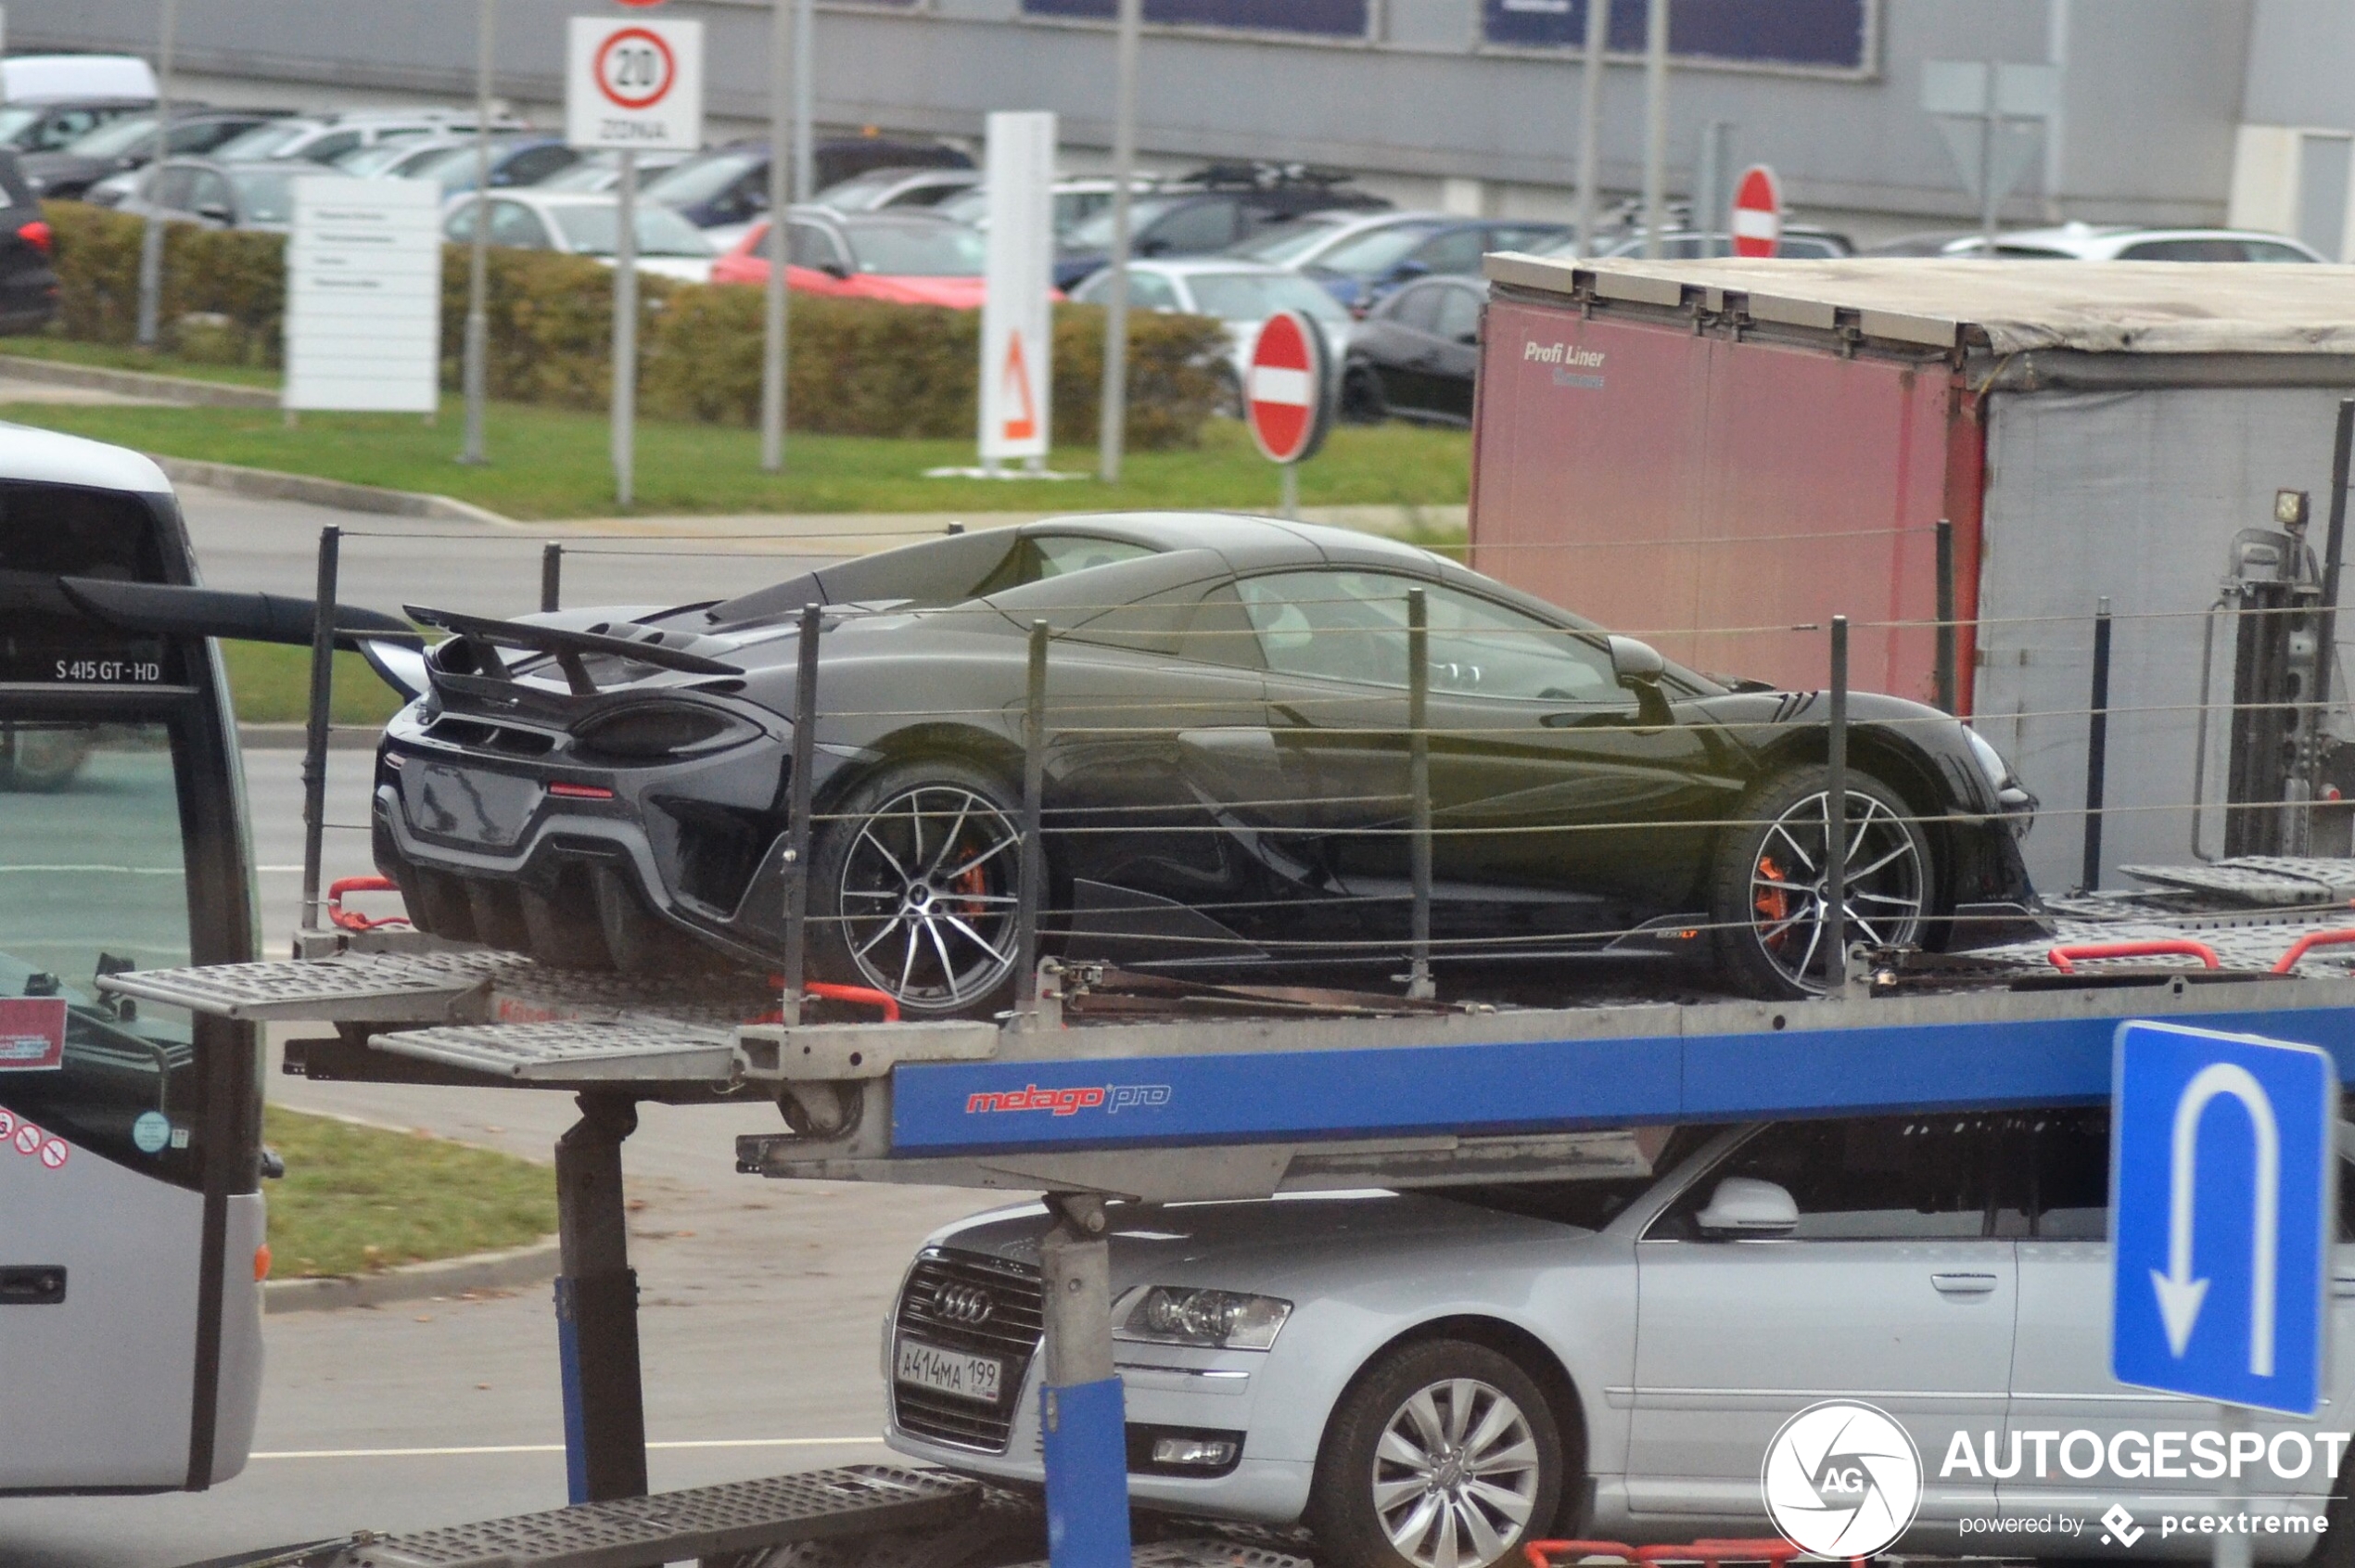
top-left (0, 54), bottom-right (159, 104)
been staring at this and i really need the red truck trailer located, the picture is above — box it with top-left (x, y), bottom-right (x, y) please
top-left (1469, 254), bottom-right (2355, 893)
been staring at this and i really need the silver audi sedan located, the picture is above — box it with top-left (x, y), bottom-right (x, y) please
top-left (882, 1109), bottom-right (2355, 1568)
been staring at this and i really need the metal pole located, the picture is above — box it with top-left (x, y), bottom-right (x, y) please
top-left (2041, 0), bottom-right (2071, 223)
top-left (1279, 462), bottom-right (1299, 521)
top-left (1693, 119), bottom-right (1729, 256)
top-left (540, 542), bottom-right (563, 614)
top-left (2304, 398), bottom-right (2354, 804)
top-left (1037, 1193), bottom-right (1130, 1568)
top-left (460, 0), bottom-right (494, 464)
top-left (1407, 588), bottom-right (1433, 1001)
top-left (299, 527), bottom-right (340, 936)
top-left (792, 0), bottom-right (816, 203)
top-left (782, 604), bottom-right (820, 1027)
top-left (1096, 0), bottom-right (1143, 483)
top-left (1934, 517), bottom-right (1957, 714)
top-left (2214, 1405), bottom-right (2252, 1568)
top-left (2082, 595), bottom-right (2112, 893)
top-left (133, 0), bottom-right (179, 350)
top-left (1017, 620), bottom-right (1048, 1018)
top-left (1574, 0), bottom-right (1609, 258)
top-left (1640, 0), bottom-right (1668, 259)
top-left (611, 150), bottom-right (639, 509)
top-left (1978, 61), bottom-right (2001, 256)
top-left (553, 1094), bottom-right (647, 1505)
top-left (1822, 615), bottom-right (1848, 994)
top-left (759, 0), bottom-right (792, 473)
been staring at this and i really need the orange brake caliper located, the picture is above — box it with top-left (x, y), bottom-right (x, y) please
top-left (1754, 854), bottom-right (1791, 948)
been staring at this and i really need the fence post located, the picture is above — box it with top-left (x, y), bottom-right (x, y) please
top-left (299, 526), bottom-right (341, 937)
top-left (1406, 588), bottom-right (1434, 1000)
top-left (1934, 517), bottom-right (1956, 715)
top-left (541, 542), bottom-right (564, 614)
top-left (1823, 614), bottom-right (1848, 995)
top-left (1017, 620), bottom-right (1048, 1020)
top-left (2082, 596), bottom-right (2112, 892)
top-left (781, 604), bottom-right (820, 1026)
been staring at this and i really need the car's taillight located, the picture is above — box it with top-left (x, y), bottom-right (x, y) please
top-left (571, 703), bottom-right (750, 762)
top-left (16, 220), bottom-right (50, 256)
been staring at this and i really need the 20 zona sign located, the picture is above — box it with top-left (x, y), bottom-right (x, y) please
top-left (566, 16), bottom-right (704, 151)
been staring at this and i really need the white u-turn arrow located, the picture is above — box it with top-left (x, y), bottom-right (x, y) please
top-left (2151, 1062), bottom-right (2281, 1374)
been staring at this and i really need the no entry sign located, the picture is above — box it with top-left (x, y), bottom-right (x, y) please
top-left (1246, 311), bottom-right (1332, 466)
top-left (1731, 164), bottom-right (1784, 258)
top-left (566, 16), bottom-right (704, 151)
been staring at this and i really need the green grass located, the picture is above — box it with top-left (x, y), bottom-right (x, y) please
top-left (0, 393), bottom-right (1471, 522)
top-left (263, 1103), bottom-right (555, 1278)
top-left (219, 642), bottom-right (408, 726)
top-left (0, 335), bottom-right (281, 389)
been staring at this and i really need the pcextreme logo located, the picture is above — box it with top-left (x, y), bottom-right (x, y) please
top-left (1761, 1400), bottom-right (1924, 1557)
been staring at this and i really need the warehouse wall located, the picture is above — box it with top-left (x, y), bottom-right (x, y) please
top-left (15, 0), bottom-right (2253, 228)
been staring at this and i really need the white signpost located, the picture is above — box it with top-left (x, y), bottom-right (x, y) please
top-left (567, 14), bottom-right (704, 505)
top-left (978, 110), bottom-right (1056, 476)
top-left (283, 177), bottom-right (441, 416)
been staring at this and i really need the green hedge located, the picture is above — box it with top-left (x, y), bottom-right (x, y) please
top-left (42, 199), bottom-right (1227, 448)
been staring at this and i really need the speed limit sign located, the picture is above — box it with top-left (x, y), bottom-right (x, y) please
top-left (566, 16), bottom-right (703, 151)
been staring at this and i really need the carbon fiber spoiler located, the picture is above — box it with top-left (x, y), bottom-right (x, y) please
top-left (405, 604), bottom-right (742, 696)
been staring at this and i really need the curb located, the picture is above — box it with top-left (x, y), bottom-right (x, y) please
top-left (239, 723), bottom-right (381, 750)
top-left (150, 453), bottom-right (516, 527)
top-left (0, 351), bottom-right (280, 409)
top-left (265, 1237), bottom-right (560, 1315)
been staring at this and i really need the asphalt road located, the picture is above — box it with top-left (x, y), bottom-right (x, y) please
top-left (0, 493), bottom-right (1006, 1566)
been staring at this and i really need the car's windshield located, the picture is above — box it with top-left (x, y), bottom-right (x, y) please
top-left (1063, 193), bottom-right (1186, 251)
top-left (550, 202), bottom-right (714, 258)
top-left (0, 108), bottom-right (47, 145)
top-left (642, 149), bottom-right (760, 207)
top-left (843, 220), bottom-right (984, 276)
top-left (334, 139), bottom-right (424, 176)
top-left (227, 166), bottom-right (299, 223)
top-left (1185, 271), bottom-right (1350, 323)
top-left (1225, 216), bottom-right (1353, 265)
top-left (1313, 222), bottom-right (1448, 278)
top-left (210, 120), bottom-right (313, 161)
top-left (66, 113), bottom-right (164, 157)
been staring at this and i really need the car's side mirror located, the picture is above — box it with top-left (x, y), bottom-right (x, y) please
top-left (1137, 236), bottom-right (1170, 257)
top-left (1393, 259), bottom-right (1431, 281)
top-left (1607, 634), bottom-right (1674, 724)
top-left (1694, 1177), bottom-right (1799, 1239)
top-left (820, 260), bottom-right (849, 280)
top-left (196, 201), bottom-right (232, 223)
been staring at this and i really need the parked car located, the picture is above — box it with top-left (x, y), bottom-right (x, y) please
top-left (808, 165), bottom-right (981, 214)
top-left (1342, 275), bottom-right (1483, 427)
top-left (643, 138), bottom-right (975, 248)
top-left (708, 209), bottom-right (994, 307)
top-left (207, 109), bottom-right (524, 169)
top-left (0, 97), bottom-right (150, 156)
top-left (1891, 223), bottom-right (2326, 261)
top-left (885, 1103), bottom-right (2345, 1566)
top-left (1054, 164), bottom-right (1392, 290)
top-left (1068, 261), bottom-right (1356, 409)
top-left (370, 514), bottom-right (2036, 1017)
top-left (1296, 215), bottom-right (1573, 311)
top-left (532, 147), bottom-right (694, 195)
top-left (20, 108), bottom-right (293, 200)
top-left (1589, 224), bottom-right (1855, 260)
top-left (1223, 210), bottom-right (1395, 268)
top-left (934, 174), bottom-right (1163, 242)
top-left (0, 151), bottom-right (59, 335)
top-left (441, 191), bottom-right (719, 282)
top-left (376, 134), bottom-right (582, 195)
top-left (115, 158), bottom-right (307, 233)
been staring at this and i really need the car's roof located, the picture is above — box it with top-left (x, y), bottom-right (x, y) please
top-left (1119, 258), bottom-right (1301, 277)
top-left (0, 423), bottom-right (171, 496)
top-left (1944, 223), bottom-right (2323, 259)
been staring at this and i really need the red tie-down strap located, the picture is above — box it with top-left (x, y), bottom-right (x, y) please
top-left (326, 876), bottom-right (411, 932)
top-left (2044, 938), bottom-right (2221, 975)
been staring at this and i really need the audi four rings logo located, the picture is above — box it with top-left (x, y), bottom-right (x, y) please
top-left (930, 1282), bottom-right (996, 1326)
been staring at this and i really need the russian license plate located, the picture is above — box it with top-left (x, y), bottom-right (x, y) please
top-left (896, 1339), bottom-right (1002, 1404)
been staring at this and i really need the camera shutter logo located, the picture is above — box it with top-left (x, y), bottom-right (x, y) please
top-left (1760, 1400), bottom-right (1922, 1557)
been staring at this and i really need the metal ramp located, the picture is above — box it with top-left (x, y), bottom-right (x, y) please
top-left (314, 1465), bottom-right (976, 1568)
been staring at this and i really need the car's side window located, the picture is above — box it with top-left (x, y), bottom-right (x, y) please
top-left (1648, 1115), bottom-right (1999, 1241)
top-left (490, 201), bottom-right (548, 249)
top-left (1150, 199), bottom-right (1238, 253)
top-left (1031, 536), bottom-right (1157, 579)
top-left (1414, 228), bottom-right (1488, 276)
top-left (1127, 272), bottom-right (1180, 312)
top-left (1432, 286), bottom-right (1483, 343)
top-left (1236, 570), bottom-right (1622, 702)
top-left (1389, 283), bottom-right (1445, 332)
top-left (1989, 1107), bottom-right (2109, 1239)
top-left (147, 166), bottom-right (197, 211)
top-left (305, 131), bottom-right (362, 163)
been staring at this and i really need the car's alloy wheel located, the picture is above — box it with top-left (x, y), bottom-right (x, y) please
top-left (1712, 765), bottom-right (1929, 998)
top-left (1309, 1340), bottom-right (1564, 1568)
top-left (1370, 1378), bottom-right (1544, 1568)
top-left (837, 783), bottom-right (1021, 1013)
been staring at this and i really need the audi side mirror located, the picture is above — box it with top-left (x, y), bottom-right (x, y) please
top-left (1694, 1177), bottom-right (1799, 1239)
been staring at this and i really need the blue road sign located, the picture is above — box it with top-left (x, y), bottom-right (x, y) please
top-left (2112, 1020), bottom-right (2336, 1416)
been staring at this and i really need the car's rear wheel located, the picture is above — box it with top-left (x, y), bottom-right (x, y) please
top-left (1341, 361), bottom-right (1390, 425)
top-left (810, 759), bottom-right (1024, 1018)
top-left (1307, 1340), bottom-right (1564, 1568)
top-left (1711, 764), bottom-right (1930, 998)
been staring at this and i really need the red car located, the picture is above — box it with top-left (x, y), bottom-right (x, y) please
top-left (712, 207), bottom-right (1052, 310)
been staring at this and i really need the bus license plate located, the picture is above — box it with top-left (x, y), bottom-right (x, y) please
top-left (896, 1340), bottom-right (1002, 1404)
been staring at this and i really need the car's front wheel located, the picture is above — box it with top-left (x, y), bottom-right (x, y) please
top-left (1307, 1339), bottom-right (1565, 1568)
top-left (809, 758), bottom-right (1025, 1018)
top-left (1710, 763), bottom-right (1931, 998)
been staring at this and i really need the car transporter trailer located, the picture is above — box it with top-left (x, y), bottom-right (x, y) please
top-left (70, 528), bottom-right (2355, 1568)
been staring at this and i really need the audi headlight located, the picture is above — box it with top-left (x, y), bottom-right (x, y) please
top-left (1115, 1286), bottom-right (1292, 1350)
top-left (1964, 725), bottom-right (2013, 795)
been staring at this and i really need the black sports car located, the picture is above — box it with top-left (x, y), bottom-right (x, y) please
top-left (370, 515), bottom-right (2039, 1014)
